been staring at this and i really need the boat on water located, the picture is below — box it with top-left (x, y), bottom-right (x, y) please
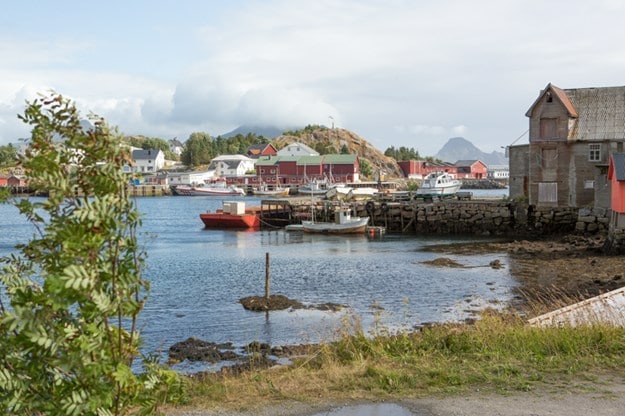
top-left (200, 201), bottom-right (260, 229)
top-left (301, 207), bottom-right (369, 234)
top-left (415, 171), bottom-right (462, 198)
top-left (297, 179), bottom-right (334, 196)
top-left (174, 178), bottom-right (246, 196)
top-left (251, 183), bottom-right (290, 196)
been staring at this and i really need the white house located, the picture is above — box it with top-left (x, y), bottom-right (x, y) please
top-left (487, 164), bottom-right (510, 180)
top-left (166, 170), bottom-right (215, 186)
top-left (276, 142), bottom-right (319, 157)
top-left (208, 155), bottom-right (255, 177)
top-left (169, 138), bottom-right (184, 156)
top-left (130, 149), bottom-right (165, 173)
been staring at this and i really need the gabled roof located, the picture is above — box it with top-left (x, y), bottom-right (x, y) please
top-left (525, 83), bottom-right (578, 118)
top-left (132, 149), bottom-right (163, 160)
top-left (322, 154), bottom-right (357, 164)
top-left (254, 156), bottom-right (281, 166)
top-left (527, 83), bottom-right (625, 141)
top-left (296, 155), bottom-right (323, 165)
top-left (608, 153), bottom-right (625, 181)
top-left (277, 142), bottom-right (319, 156)
top-left (247, 143), bottom-right (276, 153)
top-left (455, 159), bottom-right (480, 167)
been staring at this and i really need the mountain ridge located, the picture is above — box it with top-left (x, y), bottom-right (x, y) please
top-left (435, 137), bottom-right (507, 165)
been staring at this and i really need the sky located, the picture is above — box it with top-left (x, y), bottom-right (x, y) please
top-left (2, 0), bottom-right (625, 156)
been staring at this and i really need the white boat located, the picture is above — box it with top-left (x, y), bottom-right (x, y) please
top-left (325, 185), bottom-right (353, 201)
top-left (251, 183), bottom-right (290, 196)
top-left (302, 207), bottom-right (369, 234)
top-left (415, 172), bottom-right (462, 197)
top-left (298, 179), bottom-right (332, 196)
top-left (326, 186), bottom-right (378, 201)
top-left (174, 179), bottom-right (246, 196)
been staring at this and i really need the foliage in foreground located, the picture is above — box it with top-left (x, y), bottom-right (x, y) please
top-left (0, 93), bottom-right (182, 415)
top-left (180, 312), bottom-right (625, 410)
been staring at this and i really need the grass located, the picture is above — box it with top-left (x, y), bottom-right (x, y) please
top-left (168, 310), bottom-right (625, 412)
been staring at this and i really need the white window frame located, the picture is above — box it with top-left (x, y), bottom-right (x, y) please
top-left (589, 144), bottom-right (601, 162)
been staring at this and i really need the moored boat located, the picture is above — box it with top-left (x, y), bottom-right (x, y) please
top-left (200, 201), bottom-right (261, 229)
top-left (251, 184), bottom-right (290, 196)
top-left (174, 178), bottom-right (246, 196)
top-left (301, 207), bottom-right (369, 234)
top-left (415, 171), bottom-right (462, 197)
top-left (298, 179), bottom-right (333, 196)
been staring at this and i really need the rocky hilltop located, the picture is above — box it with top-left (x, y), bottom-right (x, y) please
top-left (272, 127), bottom-right (404, 179)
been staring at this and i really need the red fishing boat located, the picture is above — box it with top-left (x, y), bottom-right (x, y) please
top-left (199, 201), bottom-right (261, 230)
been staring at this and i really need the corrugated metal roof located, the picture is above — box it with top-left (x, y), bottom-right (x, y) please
top-left (564, 86), bottom-right (625, 140)
top-left (322, 154), bottom-right (357, 164)
top-left (296, 155), bottom-right (323, 165)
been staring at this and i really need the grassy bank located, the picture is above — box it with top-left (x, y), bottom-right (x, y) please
top-left (172, 312), bottom-right (625, 412)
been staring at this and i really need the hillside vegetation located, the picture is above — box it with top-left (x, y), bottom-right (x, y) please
top-left (273, 126), bottom-right (405, 179)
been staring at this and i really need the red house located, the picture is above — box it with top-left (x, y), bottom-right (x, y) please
top-left (397, 160), bottom-right (456, 178)
top-left (247, 143), bottom-right (278, 159)
top-left (455, 160), bottom-right (488, 179)
top-left (254, 154), bottom-right (359, 185)
top-left (0, 175), bottom-right (8, 187)
top-left (608, 153), bottom-right (625, 230)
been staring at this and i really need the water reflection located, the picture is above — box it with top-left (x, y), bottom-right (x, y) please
top-left (0, 197), bottom-right (519, 365)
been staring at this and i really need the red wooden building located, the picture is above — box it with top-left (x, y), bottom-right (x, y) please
top-left (608, 153), bottom-right (625, 230)
top-left (397, 160), bottom-right (457, 178)
top-left (455, 160), bottom-right (488, 179)
top-left (247, 143), bottom-right (278, 158)
top-left (253, 154), bottom-right (359, 185)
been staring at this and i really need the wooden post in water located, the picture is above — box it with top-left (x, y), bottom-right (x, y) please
top-left (265, 252), bottom-right (270, 299)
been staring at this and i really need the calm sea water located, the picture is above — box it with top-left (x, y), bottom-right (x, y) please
top-left (0, 190), bottom-right (515, 368)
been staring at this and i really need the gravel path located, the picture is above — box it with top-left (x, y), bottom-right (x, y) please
top-left (167, 382), bottom-right (625, 416)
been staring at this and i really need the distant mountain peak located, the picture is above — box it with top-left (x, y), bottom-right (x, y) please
top-left (435, 137), bottom-right (507, 165)
top-left (220, 124), bottom-right (300, 139)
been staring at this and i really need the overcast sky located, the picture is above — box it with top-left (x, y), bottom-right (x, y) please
top-left (2, 0), bottom-right (625, 156)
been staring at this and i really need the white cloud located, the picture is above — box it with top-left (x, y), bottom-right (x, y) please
top-left (2, 0), bottom-right (625, 155)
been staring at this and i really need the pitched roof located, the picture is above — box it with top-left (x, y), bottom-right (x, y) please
top-left (609, 153), bottom-right (625, 181)
top-left (322, 154), bottom-right (357, 164)
top-left (296, 155), bottom-right (323, 165)
top-left (528, 83), bottom-right (625, 141)
top-left (277, 142), bottom-right (319, 156)
top-left (132, 149), bottom-right (162, 160)
top-left (455, 159), bottom-right (480, 167)
top-left (526, 83), bottom-right (578, 118)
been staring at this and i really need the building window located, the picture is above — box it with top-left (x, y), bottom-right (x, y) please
top-left (538, 182), bottom-right (557, 203)
top-left (584, 180), bottom-right (595, 189)
top-left (539, 118), bottom-right (558, 139)
top-left (589, 144), bottom-right (601, 162)
top-left (260, 169), bottom-right (265, 174)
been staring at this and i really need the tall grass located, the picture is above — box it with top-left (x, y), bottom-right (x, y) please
top-left (175, 311), bottom-right (625, 412)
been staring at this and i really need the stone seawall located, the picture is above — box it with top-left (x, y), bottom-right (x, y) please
top-left (350, 200), bottom-right (609, 236)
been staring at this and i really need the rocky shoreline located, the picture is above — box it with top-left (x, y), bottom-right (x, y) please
top-left (167, 234), bottom-right (625, 375)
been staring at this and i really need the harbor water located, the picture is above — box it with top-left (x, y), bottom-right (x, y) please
top-left (0, 191), bottom-right (516, 370)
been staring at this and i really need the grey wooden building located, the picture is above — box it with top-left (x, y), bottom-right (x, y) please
top-left (509, 83), bottom-right (625, 208)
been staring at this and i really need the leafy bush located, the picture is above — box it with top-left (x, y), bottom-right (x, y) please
top-left (0, 93), bottom-right (182, 415)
